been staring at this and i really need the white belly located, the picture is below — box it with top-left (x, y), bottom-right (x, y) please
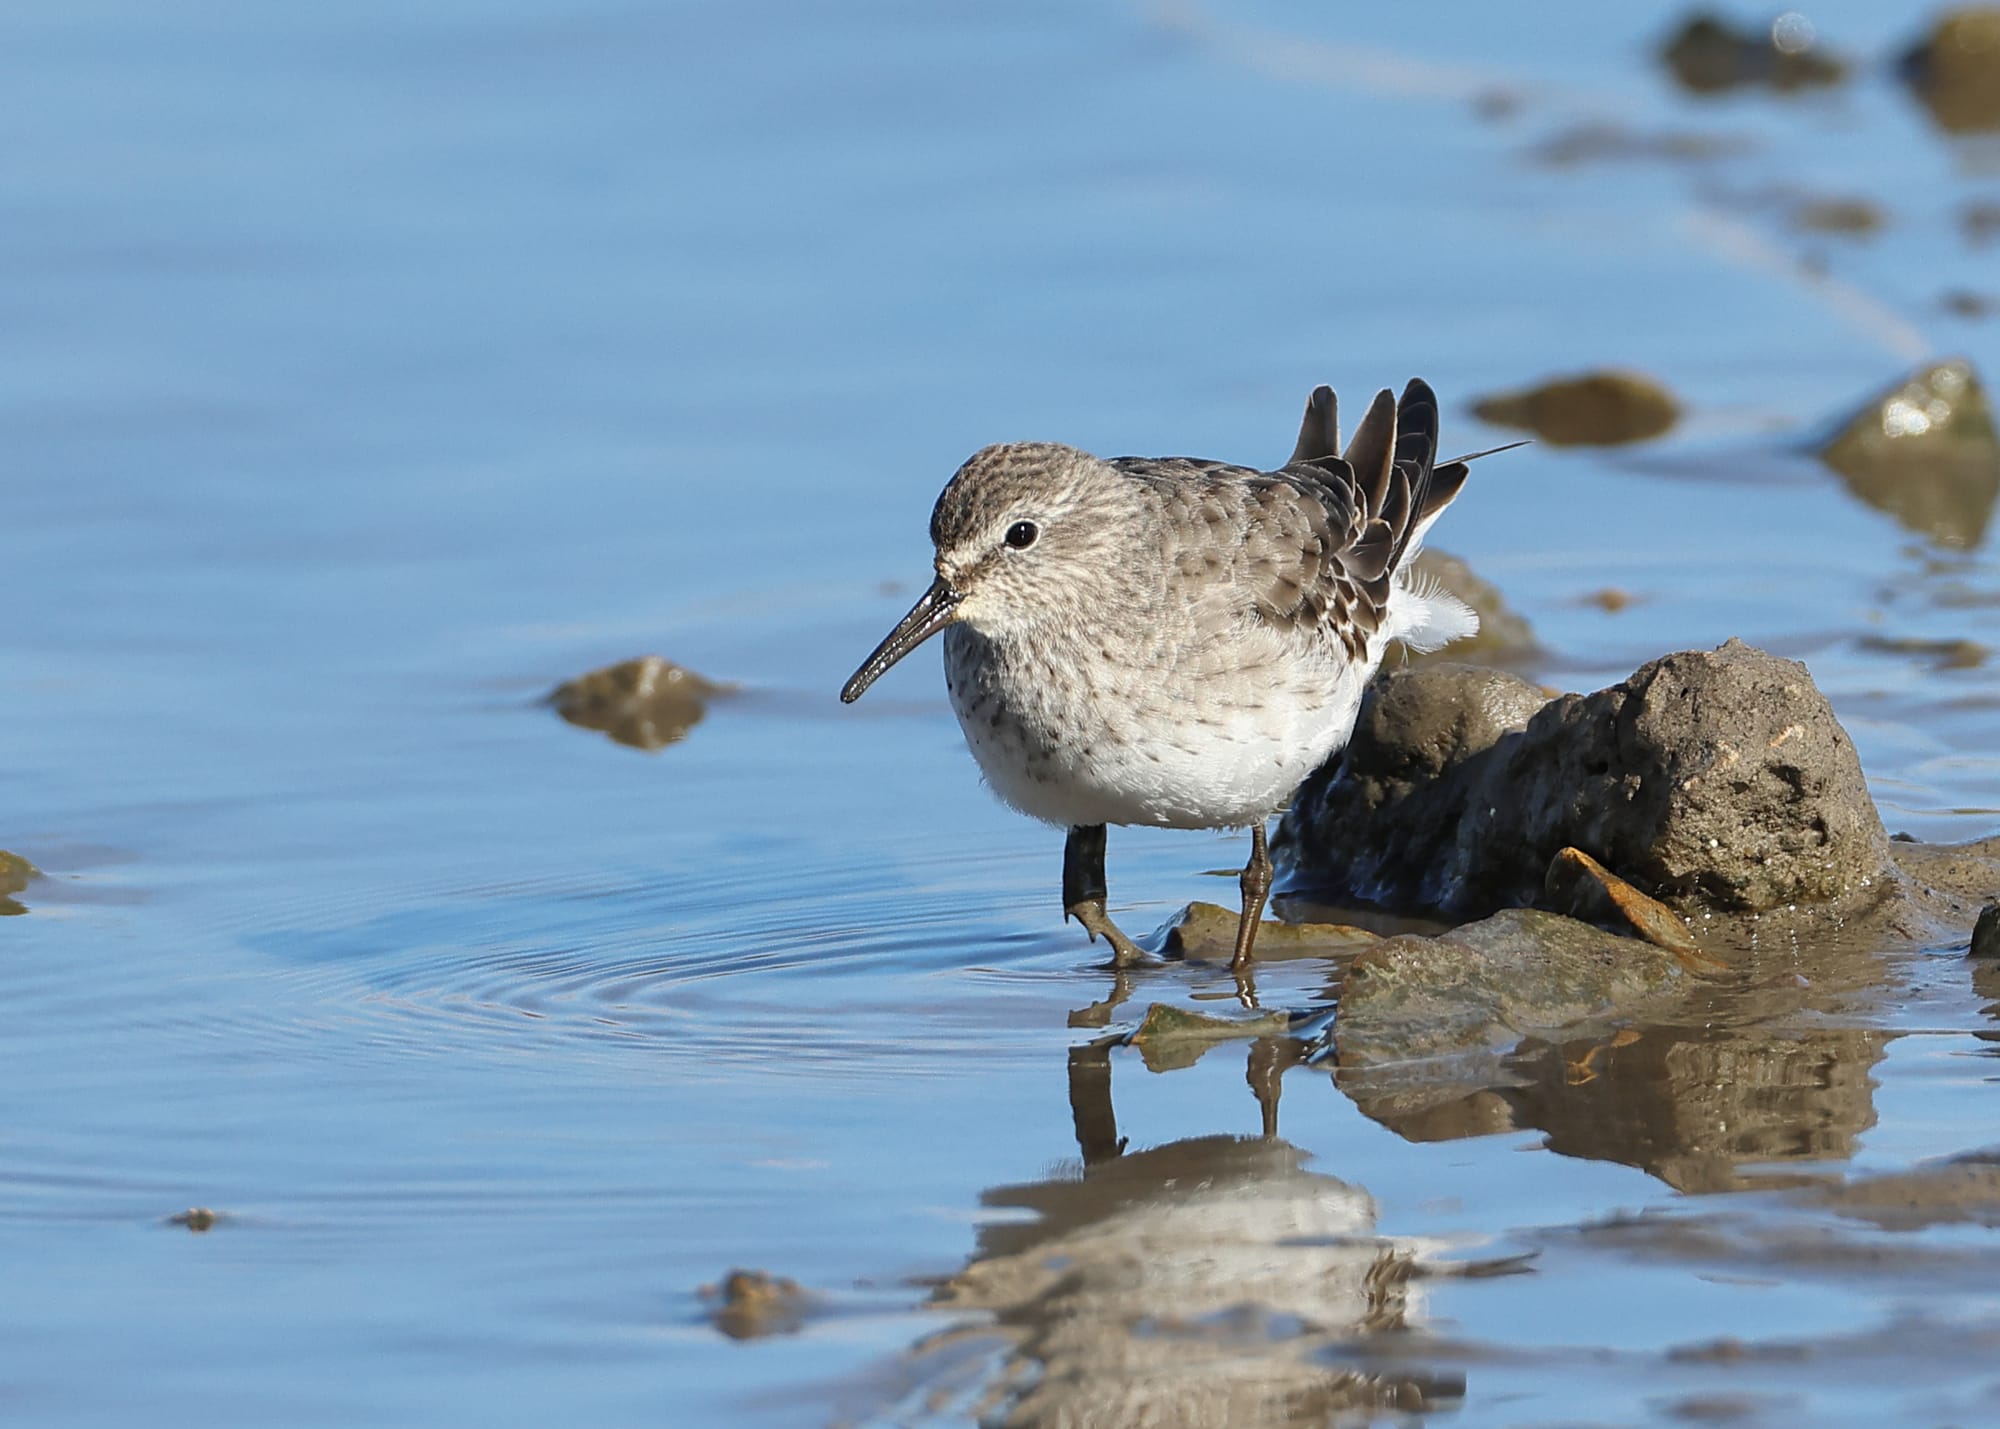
top-left (943, 627), bottom-right (1375, 831)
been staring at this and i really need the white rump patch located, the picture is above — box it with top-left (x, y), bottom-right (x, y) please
top-left (1384, 568), bottom-right (1479, 655)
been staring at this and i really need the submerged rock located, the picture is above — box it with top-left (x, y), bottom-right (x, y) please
top-left (1470, 370), bottom-right (1679, 447)
top-left (0, 851), bottom-right (36, 916)
top-left (1811, 1148), bottom-right (2000, 1230)
top-left (700, 1268), bottom-right (810, 1339)
top-left (1128, 1002), bottom-right (1294, 1073)
top-left (1335, 909), bottom-right (1700, 1068)
top-left (1817, 357), bottom-right (2000, 548)
top-left (548, 655), bottom-right (729, 751)
top-left (1279, 641), bottom-right (1891, 918)
top-left (1899, 8), bottom-right (2000, 135)
top-left (1162, 901), bottom-right (1378, 963)
top-left (1659, 12), bottom-right (1847, 95)
top-left (1790, 196), bottom-right (1886, 238)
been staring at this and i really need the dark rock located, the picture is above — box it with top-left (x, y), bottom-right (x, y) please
top-left (1973, 904), bottom-right (2000, 958)
top-left (1281, 641), bottom-right (1892, 917)
top-left (548, 655), bottom-right (730, 751)
top-left (1817, 358), bottom-right (2000, 549)
top-left (1335, 909), bottom-right (1696, 1068)
top-left (1660, 12), bottom-right (1847, 95)
top-left (1899, 8), bottom-right (2000, 135)
top-left (1471, 370), bottom-right (1680, 447)
top-left (1272, 662), bottom-right (1549, 909)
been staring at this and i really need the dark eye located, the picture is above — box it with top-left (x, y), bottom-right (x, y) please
top-left (1004, 521), bottom-right (1039, 550)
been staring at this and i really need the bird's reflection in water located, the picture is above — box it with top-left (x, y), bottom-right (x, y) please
top-left (899, 1040), bottom-right (1466, 1427)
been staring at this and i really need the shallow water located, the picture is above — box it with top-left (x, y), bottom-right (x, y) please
top-left (5, 1), bottom-right (2000, 1424)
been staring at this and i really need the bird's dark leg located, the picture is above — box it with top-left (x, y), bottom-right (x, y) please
top-left (1063, 824), bottom-right (1147, 967)
top-left (1232, 822), bottom-right (1273, 972)
top-left (1067, 1040), bottom-right (1126, 1168)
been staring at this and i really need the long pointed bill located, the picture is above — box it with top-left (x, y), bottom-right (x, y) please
top-left (840, 576), bottom-right (962, 703)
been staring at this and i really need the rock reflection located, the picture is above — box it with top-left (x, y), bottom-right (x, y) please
top-left (1339, 1022), bottom-right (1887, 1194)
top-left (912, 1041), bottom-right (1463, 1427)
top-left (1818, 358), bottom-right (2000, 549)
top-left (546, 655), bottom-right (728, 751)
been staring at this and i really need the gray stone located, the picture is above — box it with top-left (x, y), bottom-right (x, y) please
top-left (1280, 640), bottom-right (1892, 917)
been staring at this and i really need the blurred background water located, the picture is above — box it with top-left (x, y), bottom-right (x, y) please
top-left (5, 1), bottom-right (2000, 1424)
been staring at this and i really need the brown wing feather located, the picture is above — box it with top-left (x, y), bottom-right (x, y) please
top-left (1288, 385), bottom-right (1339, 464)
top-left (1124, 379), bottom-right (1478, 663)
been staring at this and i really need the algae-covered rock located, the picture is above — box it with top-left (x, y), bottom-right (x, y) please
top-left (1659, 12), bottom-right (1847, 95)
top-left (1281, 641), bottom-right (1892, 917)
top-left (0, 851), bottom-right (37, 916)
top-left (1817, 358), bottom-right (2000, 549)
top-left (1899, 8), bottom-right (2000, 135)
top-left (548, 655), bottom-right (729, 751)
top-left (1335, 909), bottom-right (1696, 1068)
top-left (1471, 370), bottom-right (1679, 447)
top-left (1161, 900), bottom-right (1378, 963)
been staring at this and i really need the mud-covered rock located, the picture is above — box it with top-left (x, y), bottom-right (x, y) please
top-left (1899, 8), bottom-right (2000, 135)
top-left (548, 655), bottom-right (729, 751)
top-left (1335, 909), bottom-right (1698, 1068)
top-left (1659, 12), bottom-right (1847, 95)
top-left (1817, 357), bottom-right (2000, 548)
top-left (1281, 641), bottom-right (1892, 917)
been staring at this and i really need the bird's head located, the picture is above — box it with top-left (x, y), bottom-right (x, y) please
top-left (840, 442), bottom-right (1135, 702)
